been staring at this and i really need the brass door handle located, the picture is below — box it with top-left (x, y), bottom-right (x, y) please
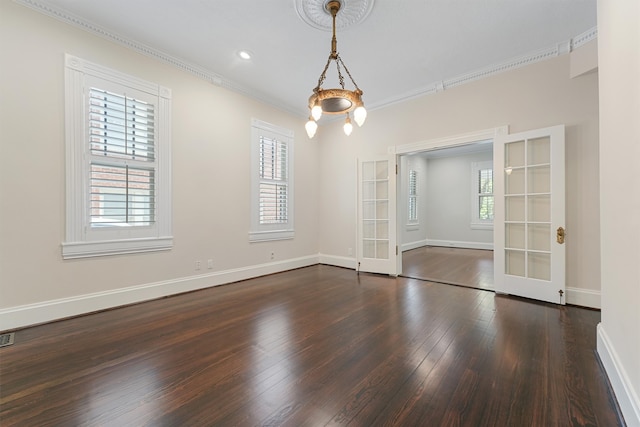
top-left (557, 227), bottom-right (565, 244)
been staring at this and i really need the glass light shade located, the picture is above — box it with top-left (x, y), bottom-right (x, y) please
top-left (343, 116), bottom-right (353, 136)
top-left (354, 105), bottom-right (367, 127)
top-left (305, 118), bottom-right (318, 138)
top-left (311, 104), bottom-right (323, 121)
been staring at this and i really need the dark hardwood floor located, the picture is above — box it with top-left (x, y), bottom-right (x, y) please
top-left (402, 246), bottom-right (494, 290)
top-left (0, 265), bottom-right (622, 426)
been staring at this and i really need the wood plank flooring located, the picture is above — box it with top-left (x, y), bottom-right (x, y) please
top-left (0, 265), bottom-right (622, 426)
top-left (402, 246), bottom-right (494, 290)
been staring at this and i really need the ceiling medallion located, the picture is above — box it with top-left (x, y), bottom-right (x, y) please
top-left (294, 0), bottom-right (375, 31)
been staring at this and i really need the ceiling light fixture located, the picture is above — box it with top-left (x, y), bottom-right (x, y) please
top-left (305, 0), bottom-right (367, 138)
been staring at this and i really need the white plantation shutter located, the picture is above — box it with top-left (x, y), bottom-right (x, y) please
top-left (408, 169), bottom-right (418, 222)
top-left (89, 88), bottom-right (155, 227)
top-left (250, 119), bottom-right (294, 242)
top-left (471, 161), bottom-right (494, 228)
top-left (478, 168), bottom-right (494, 220)
top-left (259, 136), bottom-right (288, 224)
top-left (89, 88), bottom-right (156, 227)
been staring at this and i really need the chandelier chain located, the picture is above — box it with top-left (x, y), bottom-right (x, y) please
top-left (337, 55), bottom-right (360, 91)
top-left (335, 57), bottom-right (346, 89)
top-left (315, 54), bottom-right (333, 91)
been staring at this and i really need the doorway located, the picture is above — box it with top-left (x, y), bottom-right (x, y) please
top-left (395, 131), bottom-right (500, 290)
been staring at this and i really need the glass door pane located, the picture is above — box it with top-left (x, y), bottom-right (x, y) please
top-left (361, 160), bottom-right (390, 260)
top-left (504, 137), bottom-right (552, 279)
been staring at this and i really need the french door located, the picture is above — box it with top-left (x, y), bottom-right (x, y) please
top-left (494, 125), bottom-right (566, 304)
top-left (356, 156), bottom-right (398, 275)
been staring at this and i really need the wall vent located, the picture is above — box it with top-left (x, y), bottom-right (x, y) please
top-left (0, 333), bottom-right (15, 348)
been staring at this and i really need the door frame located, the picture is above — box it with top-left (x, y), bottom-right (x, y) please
top-left (390, 126), bottom-right (509, 276)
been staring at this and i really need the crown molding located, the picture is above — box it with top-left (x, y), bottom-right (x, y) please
top-left (367, 26), bottom-right (598, 112)
top-left (15, 0), bottom-right (597, 119)
top-left (13, 0), bottom-right (301, 117)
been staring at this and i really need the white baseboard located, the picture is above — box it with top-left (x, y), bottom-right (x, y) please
top-left (566, 287), bottom-right (601, 309)
top-left (318, 253), bottom-right (356, 269)
top-left (0, 255), bottom-right (319, 331)
top-left (597, 323), bottom-right (640, 426)
top-left (425, 239), bottom-right (494, 251)
top-left (402, 240), bottom-right (428, 252)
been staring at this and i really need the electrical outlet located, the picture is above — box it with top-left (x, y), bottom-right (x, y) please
top-left (270, 252), bottom-right (275, 260)
top-left (195, 260), bottom-right (201, 270)
top-left (348, 247), bottom-right (353, 256)
top-left (207, 259), bottom-right (213, 269)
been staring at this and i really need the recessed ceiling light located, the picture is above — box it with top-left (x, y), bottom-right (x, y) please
top-left (238, 50), bottom-right (252, 60)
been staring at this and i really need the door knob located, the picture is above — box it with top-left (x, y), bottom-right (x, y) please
top-left (556, 227), bottom-right (565, 244)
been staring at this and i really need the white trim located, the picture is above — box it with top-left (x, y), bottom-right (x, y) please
top-left (402, 239), bottom-right (428, 252)
top-left (565, 287), bottom-right (600, 309)
top-left (62, 237), bottom-right (173, 259)
top-left (426, 239), bottom-right (493, 251)
top-left (597, 324), bottom-right (640, 427)
top-left (470, 222), bottom-right (494, 230)
top-left (248, 230), bottom-right (294, 242)
top-left (0, 255), bottom-right (319, 331)
top-left (318, 254), bottom-right (357, 270)
top-left (14, 0), bottom-right (597, 117)
top-left (390, 127), bottom-right (507, 156)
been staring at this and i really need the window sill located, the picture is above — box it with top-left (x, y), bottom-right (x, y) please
top-left (249, 229), bottom-right (295, 242)
top-left (405, 223), bottom-right (419, 231)
top-left (62, 237), bottom-right (173, 259)
top-left (470, 222), bottom-right (493, 230)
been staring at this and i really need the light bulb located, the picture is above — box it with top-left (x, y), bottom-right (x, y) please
top-left (311, 104), bottom-right (323, 121)
top-left (343, 115), bottom-right (353, 136)
top-left (305, 118), bottom-right (318, 138)
top-left (354, 105), bottom-right (367, 127)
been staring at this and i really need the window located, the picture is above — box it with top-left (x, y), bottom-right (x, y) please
top-left (250, 119), bottom-right (294, 242)
top-left (63, 55), bottom-right (172, 258)
top-left (408, 169), bottom-right (418, 224)
top-left (471, 161), bottom-right (494, 229)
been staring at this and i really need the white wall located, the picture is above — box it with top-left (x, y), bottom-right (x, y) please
top-left (597, 1), bottom-right (640, 425)
top-left (425, 150), bottom-right (493, 249)
top-left (318, 51), bottom-right (601, 308)
top-left (0, 2), bottom-right (320, 329)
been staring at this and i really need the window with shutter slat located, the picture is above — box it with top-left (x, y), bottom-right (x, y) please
top-left (88, 88), bottom-right (156, 228)
top-left (408, 169), bottom-right (418, 223)
top-left (471, 161), bottom-right (494, 229)
top-left (63, 54), bottom-right (172, 259)
top-left (259, 136), bottom-right (288, 224)
top-left (249, 119), bottom-right (294, 242)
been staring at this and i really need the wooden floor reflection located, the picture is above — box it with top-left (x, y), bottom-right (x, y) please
top-left (402, 246), bottom-right (494, 290)
top-left (0, 265), bottom-right (621, 426)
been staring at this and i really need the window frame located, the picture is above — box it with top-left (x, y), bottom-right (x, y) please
top-left (471, 160), bottom-right (494, 230)
top-left (63, 54), bottom-right (172, 259)
top-left (249, 119), bottom-right (294, 242)
top-left (407, 169), bottom-right (419, 229)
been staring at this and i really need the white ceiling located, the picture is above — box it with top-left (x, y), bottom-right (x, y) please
top-left (22, 0), bottom-right (597, 118)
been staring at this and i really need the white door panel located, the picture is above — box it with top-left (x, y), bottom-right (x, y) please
top-left (494, 125), bottom-right (566, 304)
top-left (357, 156), bottom-right (398, 275)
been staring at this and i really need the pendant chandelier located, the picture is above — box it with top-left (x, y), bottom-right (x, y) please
top-left (305, 0), bottom-right (367, 139)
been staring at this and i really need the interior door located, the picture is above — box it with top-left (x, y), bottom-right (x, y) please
top-left (494, 125), bottom-right (566, 304)
top-left (357, 156), bottom-right (398, 275)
